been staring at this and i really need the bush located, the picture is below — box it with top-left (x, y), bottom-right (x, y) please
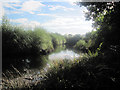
top-left (74, 40), bottom-right (87, 50)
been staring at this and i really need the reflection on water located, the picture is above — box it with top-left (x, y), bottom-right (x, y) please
top-left (3, 45), bottom-right (80, 77)
top-left (49, 49), bottom-right (80, 60)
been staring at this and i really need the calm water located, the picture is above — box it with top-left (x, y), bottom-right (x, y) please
top-left (3, 46), bottom-right (80, 75)
top-left (49, 49), bottom-right (80, 61)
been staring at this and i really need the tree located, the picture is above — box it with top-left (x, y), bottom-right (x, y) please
top-left (77, 2), bottom-right (120, 52)
top-left (74, 40), bottom-right (87, 50)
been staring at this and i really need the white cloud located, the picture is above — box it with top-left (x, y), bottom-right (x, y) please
top-left (10, 18), bottom-right (28, 24)
top-left (37, 13), bottom-right (59, 18)
top-left (10, 18), bottom-right (41, 29)
top-left (51, 0), bottom-right (80, 5)
top-left (48, 5), bottom-right (75, 11)
top-left (0, 0), bottom-right (20, 3)
top-left (1, 0), bottom-right (92, 35)
top-left (42, 16), bottom-right (92, 35)
top-left (0, 0), bottom-right (21, 9)
top-left (2, 0), bottom-right (45, 14)
top-left (1, 0), bottom-right (22, 15)
top-left (9, 11), bottom-right (22, 14)
top-left (37, 13), bottom-right (51, 16)
top-left (1, 0), bottom-right (81, 15)
top-left (4, 2), bottom-right (18, 10)
top-left (0, 2), bottom-right (4, 20)
top-left (21, 0), bottom-right (45, 14)
top-left (64, 0), bottom-right (81, 5)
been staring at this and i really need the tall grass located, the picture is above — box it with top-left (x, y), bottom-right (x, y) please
top-left (33, 52), bottom-right (119, 90)
top-left (2, 53), bottom-right (82, 89)
top-left (2, 47), bottom-right (120, 90)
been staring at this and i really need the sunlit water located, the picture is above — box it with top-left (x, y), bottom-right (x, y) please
top-left (49, 49), bottom-right (80, 61)
top-left (3, 48), bottom-right (81, 84)
top-left (3, 47), bottom-right (80, 77)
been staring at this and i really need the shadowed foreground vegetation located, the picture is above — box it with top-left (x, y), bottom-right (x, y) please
top-left (33, 53), bottom-right (120, 90)
top-left (2, 2), bottom-right (120, 90)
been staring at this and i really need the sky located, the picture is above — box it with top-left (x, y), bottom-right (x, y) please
top-left (0, 0), bottom-right (93, 35)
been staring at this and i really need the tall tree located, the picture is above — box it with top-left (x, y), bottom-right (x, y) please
top-left (77, 2), bottom-right (120, 52)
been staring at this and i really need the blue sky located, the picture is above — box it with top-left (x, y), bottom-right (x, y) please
top-left (0, 0), bottom-right (93, 35)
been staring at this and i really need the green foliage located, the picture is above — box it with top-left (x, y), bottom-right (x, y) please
top-left (2, 17), bottom-right (66, 56)
top-left (88, 49), bottom-right (98, 57)
top-left (51, 33), bottom-right (66, 47)
top-left (78, 2), bottom-right (120, 52)
top-left (84, 31), bottom-right (98, 49)
top-left (2, 2), bottom-right (120, 90)
top-left (73, 31), bottom-right (98, 51)
top-left (74, 40), bottom-right (87, 50)
top-left (30, 28), bottom-right (54, 52)
top-left (88, 42), bottom-right (103, 57)
top-left (33, 52), bottom-right (119, 90)
top-left (65, 34), bottom-right (83, 47)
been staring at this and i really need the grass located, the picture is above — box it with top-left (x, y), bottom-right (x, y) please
top-left (2, 54), bottom-right (84, 89)
top-left (2, 68), bottom-right (47, 89)
top-left (33, 51), bottom-right (120, 90)
top-left (33, 56), bottom-right (92, 89)
top-left (2, 50), bottom-right (120, 90)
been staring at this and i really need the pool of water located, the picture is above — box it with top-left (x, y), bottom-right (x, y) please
top-left (49, 49), bottom-right (80, 60)
top-left (3, 46), bottom-right (80, 75)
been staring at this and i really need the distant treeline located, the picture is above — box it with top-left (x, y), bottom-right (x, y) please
top-left (65, 30), bottom-right (97, 52)
top-left (1, 17), bottom-right (66, 57)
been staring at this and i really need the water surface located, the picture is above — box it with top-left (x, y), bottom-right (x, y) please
top-left (3, 46), bottom-right (80, 77)
top-left (49, 49), bottom-right (80, 60)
